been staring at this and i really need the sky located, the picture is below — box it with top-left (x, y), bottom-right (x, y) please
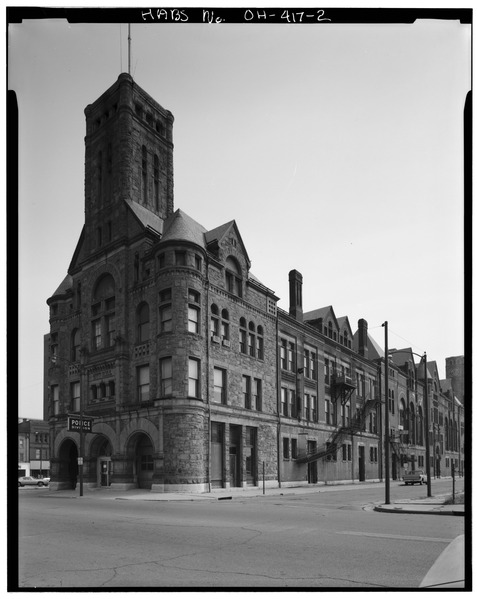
top-left (9, 9), bottom-right (470, 420)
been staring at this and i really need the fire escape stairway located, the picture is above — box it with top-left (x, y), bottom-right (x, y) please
top-left (296, 398), bottom-right (378, 464)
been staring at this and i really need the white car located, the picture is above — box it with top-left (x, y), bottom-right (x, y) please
top-left (18, 476), bottom-right (50, 487)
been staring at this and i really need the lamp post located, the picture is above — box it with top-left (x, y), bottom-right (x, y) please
top-left (382, 322), bottom-right (390, 504)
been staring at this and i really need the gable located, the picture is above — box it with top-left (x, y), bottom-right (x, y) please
top-left (206, 220), bottom-right (251, 272)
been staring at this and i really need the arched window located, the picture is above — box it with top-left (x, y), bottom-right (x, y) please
top-left (225, 257), bottom-right (243, 298)
top-left (91, 274), bottom-right (116, 351)
top-left (137, 302), bottom-right (150, 343)
top-left (71, 328), bottom-right (81, 362)
top-left (248, 322), bottom-right (255, 357)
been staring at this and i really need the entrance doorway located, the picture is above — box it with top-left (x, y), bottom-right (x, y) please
top-left (99, 457), bottom-right (112, 487)
top-left (135, 434), bottom-right (154, 489)
top-left (307, 441), bottom-right (318, 483)
top-left (58, 439), bottom-right (79, 489)
top-left (229, 425), bottom-right (241, 487)
top-left (358, 445), bottom-right (365, 481)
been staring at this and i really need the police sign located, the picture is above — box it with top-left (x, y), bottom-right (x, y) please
top-left (68, 416), bottom-right (93, 433)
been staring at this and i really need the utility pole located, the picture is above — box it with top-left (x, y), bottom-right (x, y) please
top-left (382, 321), bottom-right (390, 504)
top-left (422, 352), bottom-right (432, 498)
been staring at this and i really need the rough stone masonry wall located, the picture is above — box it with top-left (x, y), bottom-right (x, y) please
top-left (162, 409), bottom-right (208, 485)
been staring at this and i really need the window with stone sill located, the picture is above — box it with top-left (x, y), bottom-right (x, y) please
top-left (242, 375), bottom-right (251, 409)
top-left (213, 368), bottom-right (226, 404)
top-left (160, 357), bottom-right (172, 397)
top-left (188, 358), bottom-right (200, 398)
top-left (188, 290), bottom-right (201, 334)
top-left (136, 302), bottom-right (150, 343)
top-left (137, 365), bottom-right (150, 402)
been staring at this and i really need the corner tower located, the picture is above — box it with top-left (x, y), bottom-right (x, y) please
top-left (83, 73), bottom-right (174, 251)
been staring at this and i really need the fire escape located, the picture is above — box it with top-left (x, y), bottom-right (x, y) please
top-left (297, 370), bottom-right (379, 464)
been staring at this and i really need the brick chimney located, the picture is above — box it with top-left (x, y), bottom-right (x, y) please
top-left (357, 318), bottom-right (368, 358)
top-left (289, 270), bottom-right (303, 321)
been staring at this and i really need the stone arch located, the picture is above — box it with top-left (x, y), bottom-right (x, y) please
top-left (119, 417), bottom-right (160, 452)
top-left (87, 422), bottom-right (118, 454)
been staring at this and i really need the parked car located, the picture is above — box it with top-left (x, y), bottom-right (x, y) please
top-left (402, 470), bottom-right (426, 485)
top-left (18, 476), bottom-right (50, 487)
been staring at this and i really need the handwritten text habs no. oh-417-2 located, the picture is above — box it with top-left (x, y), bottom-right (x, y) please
top-left (141, 9), bottom-right (331, 24)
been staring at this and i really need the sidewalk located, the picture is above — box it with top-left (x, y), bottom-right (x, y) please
top-left (43, 479), bottom-right (465, 516)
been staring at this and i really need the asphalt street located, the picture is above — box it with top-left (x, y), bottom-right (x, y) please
top-left (17, 478), bottom-right (465, 589)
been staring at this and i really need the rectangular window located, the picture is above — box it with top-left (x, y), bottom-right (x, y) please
top-left (288, 343), bottom-right (295, 372)
top-left (248, 333), bottom-right (255, 357)
top-left (70, 381), bottom-right (80, 412)
top-left (291, 438), bottom-right (298, 459)
top-left (256, 335), bottom-right (264, 360)
top-left (137, 365), bottom-right (150, 401)
top-left (159, 288), bottom-right (172, 302)
top-left (283, 437), bottom-right (290, 459)
top-left (239, 329), bottom-right (247, 353)
top-left (304, 393), bottom-right (310, 421)
top-left (188, 305), bottom-right (199, 334)
top-left (324, 358), bottom-right (330, 385)
top-left (280, 340), bottom-right (287, 370)
top-left (310, 352), bottom-right (316, 380)
top-left (304, 350), bottom-right (310, 378)
top-left (253, 378), bottom-right (262, 411)
top-left (160, 357), bottom-right (172, 396)
top-left (311, 395), bottom-right (318, 422)
top-left (290, 389), bottom-right (297, 418)
top-left (51, 384), bottom-right (59, 415)
top-left (188, 358), bottom-right (200, 398)
top-left (325, 399), bottom-right (330, 424)
top-left (160, 305), bottom-right (172, 333)
top-left (92, 319), bottom-right (102, 350)
top-left (242, 375), bottom-right (251, 409)
top-left (281, 387), bottom-right (288, 417)
top-left (105, 314), bottom-right (115, 347)
top-left (175, 251), bottom-right (186, 266)
top-left (214, 368), bottom-right (226, 404)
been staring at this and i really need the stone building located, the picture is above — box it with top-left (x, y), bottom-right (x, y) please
top-left (45, 74), bottom-right (464, 492)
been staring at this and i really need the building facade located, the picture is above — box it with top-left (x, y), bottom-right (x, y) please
top-left (18, 419), bottom-right (50, 478)
top-left (45, 74), bottom-right (465, 492)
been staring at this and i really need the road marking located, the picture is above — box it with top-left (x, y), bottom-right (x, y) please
top-left (337, 531), bottom-right (451, 543)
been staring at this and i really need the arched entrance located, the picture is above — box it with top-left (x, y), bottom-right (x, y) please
top-left (127, 432), bottom-right (155, 489)
top-left (90, 435), bottom-right (113, 487)
top-left (58, 439), bottom-right (79, 489)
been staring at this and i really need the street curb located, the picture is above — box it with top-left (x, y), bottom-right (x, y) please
top-left (374, 505), bottom-right (465, 516)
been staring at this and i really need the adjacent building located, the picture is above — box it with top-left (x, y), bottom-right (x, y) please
top-left (44, 73), bottom-right (465, 492)
top-left (18, 419), bottom-right (50, 478)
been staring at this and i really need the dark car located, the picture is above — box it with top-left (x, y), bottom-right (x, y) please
top-left (18, 476), bottom-right (50, 487)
